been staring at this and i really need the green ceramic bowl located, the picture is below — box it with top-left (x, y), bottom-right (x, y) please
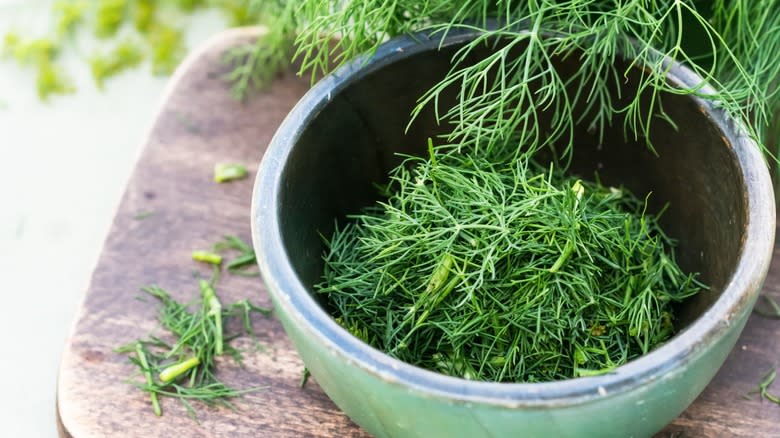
top-left (252, 28), bottom-right (775, 437)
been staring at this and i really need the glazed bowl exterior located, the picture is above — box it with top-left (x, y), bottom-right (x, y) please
top-left (252, 28), bottom-right (775, 438)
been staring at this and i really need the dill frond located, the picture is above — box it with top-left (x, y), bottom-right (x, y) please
top-left (89, 39), bottom-right (144, 89)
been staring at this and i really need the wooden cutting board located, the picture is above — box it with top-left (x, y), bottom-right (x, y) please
top-left (56, 27), bottom-right (780, 438)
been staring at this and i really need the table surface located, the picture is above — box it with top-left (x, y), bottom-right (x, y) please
top-left (56, 28), bottom-right (780, 438)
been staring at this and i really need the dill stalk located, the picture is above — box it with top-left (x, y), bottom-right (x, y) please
top-left (135, 342), bottom-right (162, 416)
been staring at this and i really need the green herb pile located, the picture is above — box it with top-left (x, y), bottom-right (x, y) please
top-left (117, 235), bottom-right (268, 418)
top-left (317, 142), bottom-right (705, 382)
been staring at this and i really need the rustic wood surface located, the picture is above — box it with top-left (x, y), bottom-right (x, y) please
top-left (57, 28), bottom-right (780, 438)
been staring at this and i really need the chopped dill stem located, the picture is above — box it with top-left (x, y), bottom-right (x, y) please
top-left (214, 163), bottom-right (248, 183)
top-left (192, 250), bottom-right (223, 266)
top-left (748, 368), bottom-right (780, 405)
top-left (159, 356), bottom-right (201, 383)
top-left (135, 342), bottom-right (162, 416)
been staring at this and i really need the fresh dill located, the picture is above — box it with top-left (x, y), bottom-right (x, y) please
top-left (307, 1), bottom-right (778, 156)
top-left (220, 1), bottom-right (780, 158)
top-left (54, 1), bottom-right (87, 37)
top-left (221, 0), bottom-right (297, 100)
top-left (36, 61), bottom-right (76, 101)
top-left (316, 140), bottom-right (706, 383)
top-left (300, 367), bottom-right (311, 389)
top-left (213, 235), bottom-right (260, 277)
top-left (94, 0), bottom-right (128, 39)
top-left (146, 23), bottom-right (186, 76)
top-left (753, 295), bottom-right (780, 319)
top-left (132, 210), bottom-right (155, 220)
top-left (120, 281), bottom-right (272, 418)
top-left (747, 368), bottom-right (780, 405)
top-left (3, 33), bottom-right (74, 100)
top-left (2, 0), bottom-right (284, 99)
top-left (133, 0), bottom-right (156, 32)
top-left (89, 39), bottom-right (144, 89)
top-left (119, 232), bottom-right (272, 419)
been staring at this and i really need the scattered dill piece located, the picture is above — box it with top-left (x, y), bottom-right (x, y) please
top-left (37, 62), bottom-right (76, 101)
top-left (214, 163), bottom-right (248, 183)
top-left (213, 235), bottom-right (259, 276)
top-left (225, 253), bottom-right (258, 276)
top-left (4, 35), bottom-right (58, 65)
top-left (54, 1), bottom-right (87, 37)
top-left (753, 295), bottom-right (780, 319)
top-left (317, 141), bottom-right (706, 383)
top-left (147, 24), bottom-right (186, 76)
top-left (214, 0), bottom-right (263, 27)
top-left (747, 368), bottom-right (780, 405)
top-left (176, 0), bottom-right (207, 12)
top-left (120, 281), bottom-right (271, 419)
top-left (200, 280), bottom-right (224, 355)
top-left (2, 32), bottom-right (20, 55)
top-left (135, 342), bottom-right (162, 416)
top-left (222, 32), bottom-right (288, 100)
top-left (132, 210), bottom-right (155, 220)
top-left (89, 40), bottom-right (144, 89)
top-left (94, 0), bottom-right (128, 39)
top-left (214, 235), bottom-right (253, 253)
top-left (222, 0), bottom-right (296, 100)
top-left (300, 367), bottom-right (310, 388)
top-left (192, 250), bottom-right (223, 266)
top-left (132, 0), bottom-right (156, 32)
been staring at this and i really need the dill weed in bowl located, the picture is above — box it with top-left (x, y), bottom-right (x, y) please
top-left (254, 26), bottom-right (774, 438)
top-left (316, 141), bottom-right (705, 383)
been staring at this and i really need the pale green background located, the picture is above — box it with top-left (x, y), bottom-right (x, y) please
top-left (0, 2), bottom-right (231, 435)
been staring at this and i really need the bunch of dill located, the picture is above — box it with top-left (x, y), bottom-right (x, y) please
top-left (317, 142), bottom-right (705, 382)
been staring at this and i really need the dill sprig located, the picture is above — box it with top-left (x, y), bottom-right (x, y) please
top-left (94, 0), bottom-right (128, 39)
top-left (747, 369), bottom-right (780, 405)
top-left (285, 0), bottom-right (780, 157)
top-left (89, 39), bottom-right (145, 89)
top-left (54, 0), bottom-right (87, 37)
top-left (221, 0), bottom-right (298, 100)
top-left (119, 282), bottom-right (272, 419)
top-left (146, 23), bottom-right (186, 76)
top-left (2, 33), bottom-right (74, 101)
top-left (753, 295), bottom-right (780, 319)
top-left (213, 235), bottom-right (260, 277)
top-left (317, 141), bottom-right (705, 383)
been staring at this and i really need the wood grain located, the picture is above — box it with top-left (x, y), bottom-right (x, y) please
top-left (56, 27), bottom-right (780, 438)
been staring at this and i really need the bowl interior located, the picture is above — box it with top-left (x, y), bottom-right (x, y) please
top-left (277, 39), bottom-right (746, 339)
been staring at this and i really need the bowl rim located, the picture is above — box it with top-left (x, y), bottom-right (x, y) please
top-left (252, 28), bottom-right (776, 407)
